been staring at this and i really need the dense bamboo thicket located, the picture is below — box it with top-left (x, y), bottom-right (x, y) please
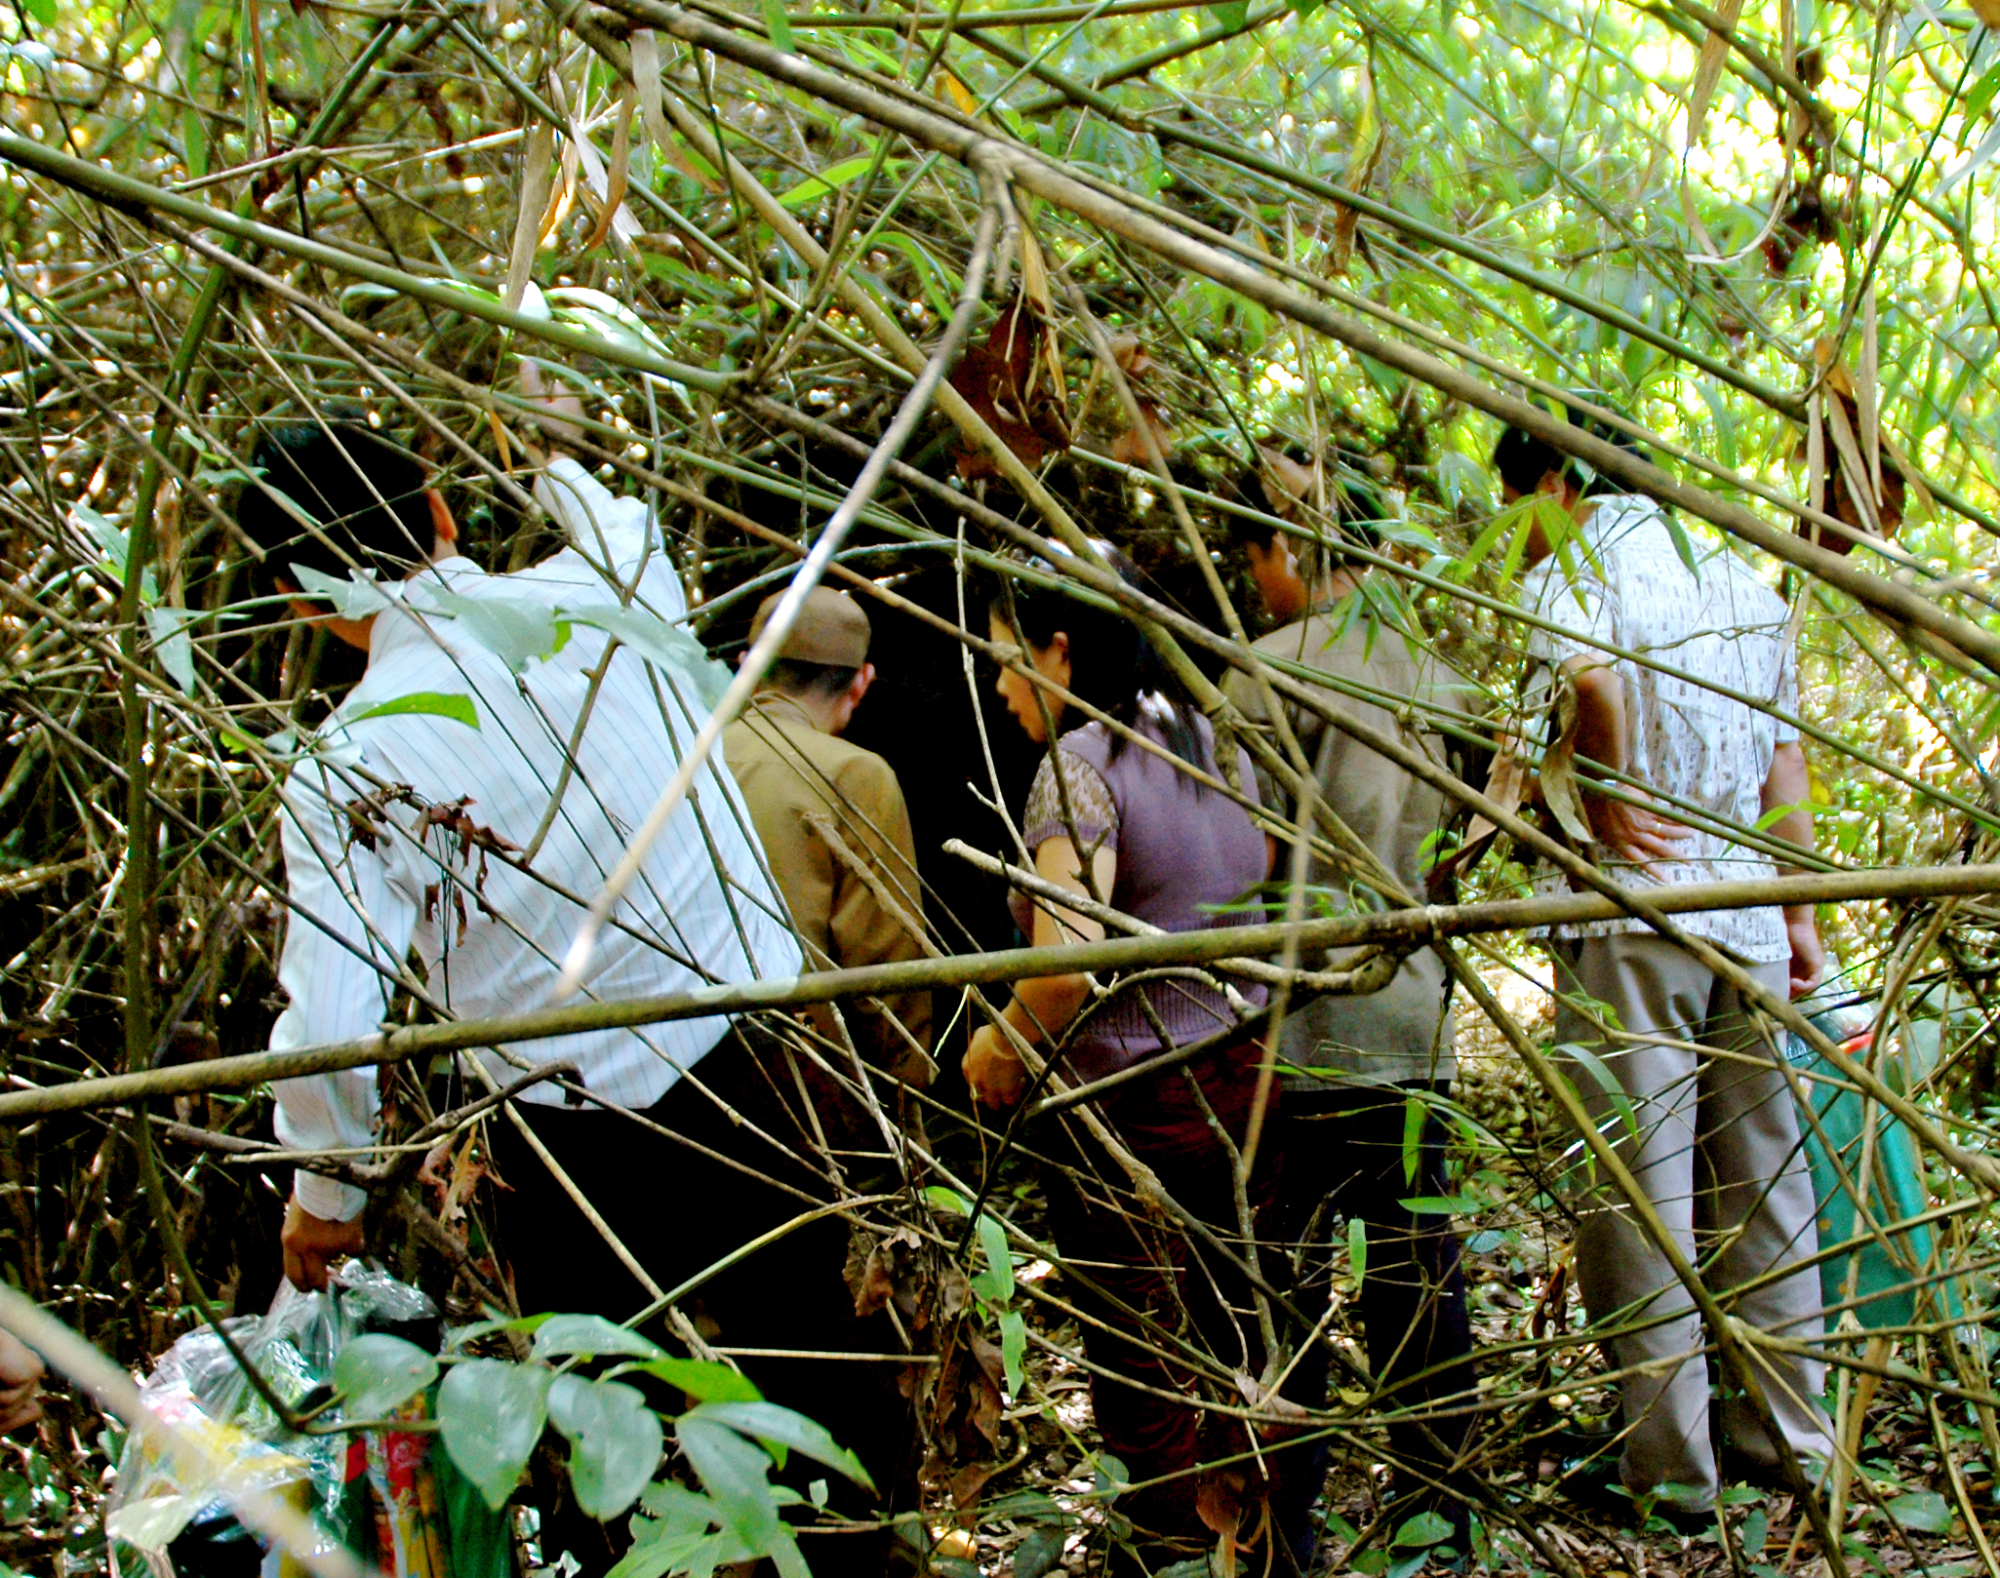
top-left (6, 0), bottom-right (2000, 1571)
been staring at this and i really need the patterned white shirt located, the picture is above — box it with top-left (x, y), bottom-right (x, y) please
top-left (270, 460), bottom-right (802, 1220)
top-left (1521, 494), bottom-right (1799, 964)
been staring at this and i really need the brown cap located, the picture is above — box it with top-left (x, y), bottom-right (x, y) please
top-left (749, 585), bottom-right (871, 668)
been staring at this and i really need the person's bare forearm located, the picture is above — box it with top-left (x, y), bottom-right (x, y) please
top-left (1761, 743), bottom-right (1815, 879)
top-left (1006, 972), bottom-right (1092, 1044)
top-left (1763, 740), bottom-right (1825, 994)
top-left (1568, 661), bottom-right (1625, 778)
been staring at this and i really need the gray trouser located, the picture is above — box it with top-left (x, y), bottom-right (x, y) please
top-left (1553, 933), bottom-right (1833, 1508)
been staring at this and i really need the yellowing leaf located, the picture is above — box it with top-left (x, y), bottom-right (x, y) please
top-left (938, 69), bottom-right (980, 118)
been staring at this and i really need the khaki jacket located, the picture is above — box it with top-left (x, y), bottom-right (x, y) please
top-left (1224, 596), bottom-right (1477, 1086)
top-left (721, 692), bottom-right (934, 1088)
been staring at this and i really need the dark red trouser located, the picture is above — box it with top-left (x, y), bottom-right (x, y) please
top-left (1035, 1040), bottom-right (1286, 1551)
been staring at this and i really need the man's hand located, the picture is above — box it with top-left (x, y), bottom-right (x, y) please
top-left (282, 1197), bottom-right (366, 1292)
top-left (963, 1024), bottom-right (1028, 1110)
top-left (0, 1331), bottom-right (44, 1435)
top-left (1785, 905), bottom-right (1825, 999)
top-left (1583, 791), bottom-right (1691, 867)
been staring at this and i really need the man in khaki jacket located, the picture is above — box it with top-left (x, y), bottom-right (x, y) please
top-left (724, 585), bottom-right (934, 1105)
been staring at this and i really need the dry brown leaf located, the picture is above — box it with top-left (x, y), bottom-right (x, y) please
top-left (1109, 402), bottom-right (1173, 466)
top-left (1328, 61), bottom-right (1382, 276)
top-left (1805, 339), bottom-right (1909, 552)
top-left (578, 85), bottom-right (637, 254)
top-left (537, 137), bottom-right (579, 248)
top-left (1685, 0), bottom-right (1746, 149)
top-left (1539, 670), bottom-right (1597, 849)
top-left (948, 1462), bottom-right (996, 1510)
top-left (1107, 331), bottom-right (1151, 378)
top-left (946, 291), bottom-right (1072, 479)
top-left (1258, 446), bottom-right (1316, 510)
top-left (502, 123), bottom-right (555, 314)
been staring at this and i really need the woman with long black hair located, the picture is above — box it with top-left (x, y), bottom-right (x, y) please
top-left (963, 549), bottom-right (1294, 1572)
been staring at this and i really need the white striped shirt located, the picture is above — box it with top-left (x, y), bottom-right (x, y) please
top-left (270, 460), bottom-right (801, 1220)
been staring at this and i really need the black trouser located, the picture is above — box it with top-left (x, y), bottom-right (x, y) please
top-left (1033, 1040), bottom-right (1290, 1564)
top-left (489, 1021), bottom-right (916, 1577)
top-left (1269, 1080), bottom-right (1477, 1562)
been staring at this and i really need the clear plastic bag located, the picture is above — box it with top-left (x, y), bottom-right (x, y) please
top-left (105, 1262), bottom-right (503, 1578)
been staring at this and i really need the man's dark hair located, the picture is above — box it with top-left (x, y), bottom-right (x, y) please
top-left (1490, 425), bottom-right (1569, 498)
top-left (766, 658), bottom-right (860, 702)
top-left (237, 421), bottom-right (435, 592)
top-left (1491, 398), bottom-right (1647, 500)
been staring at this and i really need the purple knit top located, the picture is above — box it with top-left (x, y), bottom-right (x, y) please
top-left (1011, 708), bottom-right (1269, 1085)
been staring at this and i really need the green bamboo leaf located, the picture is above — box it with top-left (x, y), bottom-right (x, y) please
top-left (999, 1310), bottom-right (1026, 1397)
top-left (146, 606), bottom-right (197, 694)
top-left (1884, 1490), bottom-right (1953, 1534)
top-left (349, 692), bottom-right (481, 730)
top-left (761, 0), bottom-right (795, 54)
top-left (688, 1401), bottom-right (875, 1492)
top-left (675, 1412), bottom-right (788, 1554)
top-left (1392, 1510), bottom-right (1454, 1547)
top-left (1559, 1041), bottom-right (1641, 1142)
top-left (630, 1356), bottom-right (763, 1403)
top-left (426, 591), bottom-right (570, 673)
top-left (288, 563), bottom-right (389, 620)
top-left (1396, 1195), bottom-right (1481, 1214)
top-left (971, 1211), bottom-right (1013, 1305)
top-left (1968, 61), bottom-right (2000, 120)
top-left (778, 155), bottom-right (881, 210)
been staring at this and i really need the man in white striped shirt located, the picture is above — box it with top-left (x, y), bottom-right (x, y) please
top-left (240, 411), bottom-right (803, 1285)
top-left (244, 404), bottom-right (944, 1572)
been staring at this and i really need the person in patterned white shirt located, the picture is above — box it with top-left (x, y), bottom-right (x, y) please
top-left (1492, 420), bottom-right (1833, 1523)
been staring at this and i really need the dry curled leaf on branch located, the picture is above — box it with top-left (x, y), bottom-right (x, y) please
top-left (946, 289), bottom-right (1072, 479)
top-left (416, 1128), bottom-right (491, 1241)
top-left (1763, 174), bottom-right (1841, 276)
top-left (1800, 341), bottom-right (1924, 552)
top-left (419, 794), bottom-right (522, 866)
top-left (1537, 668), bottom-right (1596, 851)
top-left (914, 1320), bottom-right (1007, 1514)
top-left (941, 1330), bottom-right (1008, 1452)
top-left (343, 782), bottom-right (420, 854)
top-left (1327, 68), bottom-right (1383, 277)
top-left (844, 1224), bottom-right (929, 1320)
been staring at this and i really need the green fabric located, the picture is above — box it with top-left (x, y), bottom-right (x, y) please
top-left (1787, 1018), bottom-right (1958, 1330)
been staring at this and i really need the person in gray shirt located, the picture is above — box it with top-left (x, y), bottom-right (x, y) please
top-left (1221, 451), bottom-right (1482, 1568)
